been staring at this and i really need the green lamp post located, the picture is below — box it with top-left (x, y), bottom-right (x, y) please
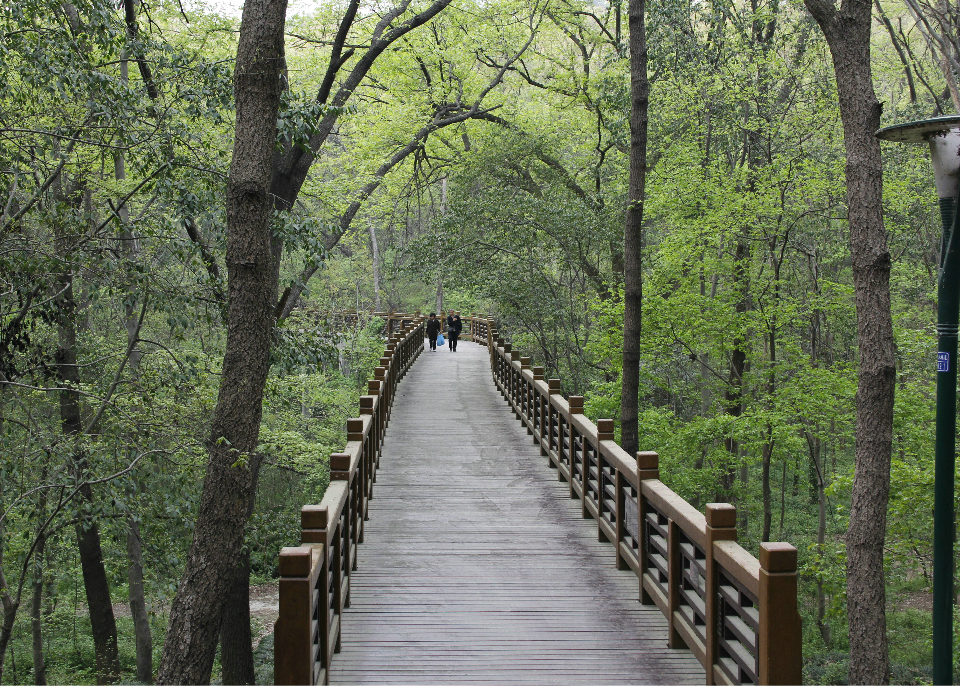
top-left (877, 115), bottom-right (960, 685)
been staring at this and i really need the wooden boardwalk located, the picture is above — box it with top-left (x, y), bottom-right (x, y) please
top-left (328, 340), bottom-right (703, 685)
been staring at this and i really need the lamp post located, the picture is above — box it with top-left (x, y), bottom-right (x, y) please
top-left (877, 115), bottom-right (960, 685)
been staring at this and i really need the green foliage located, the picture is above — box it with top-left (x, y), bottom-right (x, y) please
top-left (1, 0), bottom-right (958, 679)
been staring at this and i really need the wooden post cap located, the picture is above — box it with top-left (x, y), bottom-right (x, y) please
top-left (569, 396), bottom-right (584, 413)
top-left (301, 504), bottom-right (328, 530)
top-left (760, 542), bottom-right (798, 572)
top-left (706, 503), bottom-right (737, 528)
top-left (637, 451), bottom-right (659, 470)
top-left (532, 366), bottom-right (545, 380)
top-left (279, 547), bottom-right (312, 577)
top-left (548, 379), bottom-right (562, 393)
top-left (367, 380), bottom-right (380, 394)
top-left (597, 419), bottom-right (615, 440)
top-left (379, 356), bottom-right (391, 366)
top-left (360, 396), bottom-right (374, 414)
top-left (347, 418), bottom-right (364, 440)
top-left (520, 356), bottom-right (531, 368)
top-left (502, 342), bottom-right (511, 352)
top-left (374, 367), bottom-right (386, 379)
top-left (330, 452), bottom-right (351, 472)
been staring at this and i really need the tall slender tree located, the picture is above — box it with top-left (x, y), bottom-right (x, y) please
top-left (620, 0), bottom-right (649, 455)
top-left (801, 0), bottom-right (896, 680)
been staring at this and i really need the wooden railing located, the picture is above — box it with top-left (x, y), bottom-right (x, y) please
top-left (473, 318), bottom-right (802, 686)
top-left (321, 310), bottom-right (485, 336)
top-left (274, 317), bottom-right (425, 686)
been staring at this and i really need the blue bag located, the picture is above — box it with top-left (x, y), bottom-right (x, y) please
top-left (436, 333), bottom-right (445, 346)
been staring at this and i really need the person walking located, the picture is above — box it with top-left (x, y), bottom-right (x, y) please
top-left (426, 313), bottom-right (441, 351)
top-left (447, 312), bottom-right (463, 352)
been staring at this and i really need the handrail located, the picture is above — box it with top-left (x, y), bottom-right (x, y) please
top-left (304, 309), bottom-right (491, 339)
top-left (274, 317), bottom-right (425, 685)
top-left (474, 317), bottom-right (802, 686)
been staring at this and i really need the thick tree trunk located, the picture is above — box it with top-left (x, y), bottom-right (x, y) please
top-left (619, 0), bottom-right (649, 456)
top-left (156, 0), bottom-right (287, 680)
top-left (802, 0), bottom-right (895, 680)
top-left (220, 470), bottom-right (261, 685)
top-left (220, 550), bottom-right (255, 685)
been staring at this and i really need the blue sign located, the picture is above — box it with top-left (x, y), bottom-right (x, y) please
top-left (939, 352), bottom-right (950, 372)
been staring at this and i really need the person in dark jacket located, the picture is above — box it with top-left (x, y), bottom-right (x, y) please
top-left (425, 313), bottom-right (441, 351)
top-left (447, 313), bottom-right (463, 351)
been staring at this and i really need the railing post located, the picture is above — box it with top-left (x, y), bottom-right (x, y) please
top-left (568, 396), bottom-right (583, 500)
top-left (519, 357), bottom-right (532, 430)
top-left (705, 503), bottom-right (737, 685)
top-left (637, 451), bottom-right (659, 604)
top-left (500, 342), bottom-right (510, 397)
top-left (347, 418), bottom-right (368, 511)
top-left (359, 396), bottom-right (378, 476)
top-left (374, 367), bottom-right (386, 424)
top-left (596, 419), bottom-right (614, 542)
top-left (331, 452), bottom-right (359, 558)
top-left (510, 351), bottom-right (521, 416)
top-left (547, 379), bottom-right (562, 471)
top-left (758, 542), bottom-right (802, 685)
top-left (276, 547), bottom-right (315, 685)
top-left (532, 366), bottom-right (545, 450)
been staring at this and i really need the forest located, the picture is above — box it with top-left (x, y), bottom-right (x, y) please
top-left (0, 0), bottom-right (957, 681)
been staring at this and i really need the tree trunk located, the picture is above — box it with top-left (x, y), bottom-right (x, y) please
top-left (31, 474), bottom-right (49, 686)
top-left (368, 223), bottom-right (382, 311)
top-left (0, 596), bottom-right (17, 685)
top-left (721, 236), bottom-right (749, 496)
top-left (53, 184), bottom-right (121, 685)
top-left (126, 517), bottom-right (152, 684)
top-left (220, 469), bottom-right (261, 685)
top-left (31, 534), bottom-right (47, 686)
top-left (74, 516), bottom-right (120, 684)
top-left (761, 425), bottom-right (773, 542)
top-left (0, 498), bottom-right (18, 683)
top-left (801, 0), bottom-right (895, 679)
top-left (619, 0), bottom-right (649, 456)
top-left (115, 61), bottom-right (151, 681)
top-left (156, 0), bottom-right (287, 679)
top-left (808, 430), bottom-right (832, 646)
top-left (220, 550), bottom-right (255, 685)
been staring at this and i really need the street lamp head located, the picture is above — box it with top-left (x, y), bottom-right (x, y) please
top-left (877, 115), bottom-right (960, 199)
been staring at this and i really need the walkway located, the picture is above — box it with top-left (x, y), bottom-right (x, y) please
top-left (328, 340), bottom-right (703, 684)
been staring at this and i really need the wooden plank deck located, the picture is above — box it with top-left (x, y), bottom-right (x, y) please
top-left (328, 340), bottom-right (703, 684)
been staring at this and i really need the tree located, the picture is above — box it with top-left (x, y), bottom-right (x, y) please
top-left (620, 0), bottom-right (649, 457)
top-left (155, 0), bottom-right (288, 680)
top-left (798, 0), bottom-right (896, 681)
